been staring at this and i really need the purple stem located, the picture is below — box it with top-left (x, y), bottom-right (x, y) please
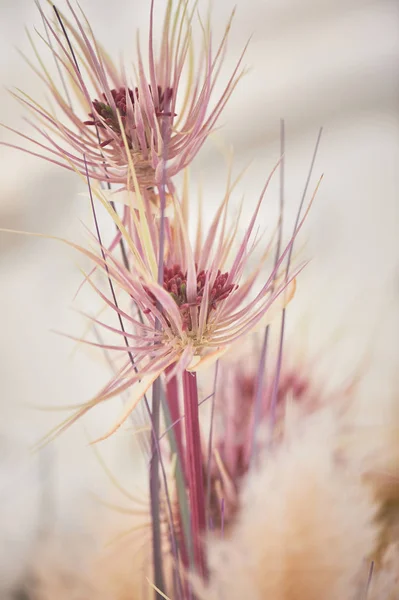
top-left (150, 206), bottom-right (167, 596)
top-left (164, 368), bottom-right (191, 576)
top-left (249, 120), bottom-right (285, 464)
top-left (165, 367), bottom-right (185, 474)
top-left (182, 370), bottom-right (207, 578)
top-left (269, 127), bottom-right (322, 432)
top-left (206, 361), bottom-right (219, 524)
top-left (149, 377), bottom-right (166, 597)
top-left (158, 391), bottom-right (214, 442)
top-left (148, 90), bottom-right (172, 600)
top-left (365, 561), bottom-right (374, 598)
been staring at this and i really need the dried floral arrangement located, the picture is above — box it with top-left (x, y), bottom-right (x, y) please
top-left (2, 1), bottom-right (399, 599)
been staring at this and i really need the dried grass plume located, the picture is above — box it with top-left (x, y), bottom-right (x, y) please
top-left (198, 410), bottom-right (379, 600)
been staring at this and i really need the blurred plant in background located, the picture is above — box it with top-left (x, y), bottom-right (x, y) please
top-left (2, 1), bottom-right (398, 599)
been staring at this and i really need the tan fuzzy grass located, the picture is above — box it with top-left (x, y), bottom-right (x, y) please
top-left (368, 543), bottom-right (399, 599)
top-left (365, 405), bottom-right (399, 509)
top-left (340, 385), bottom-right (399, 563)
top-left (197, 409), bottom-right (379, 600)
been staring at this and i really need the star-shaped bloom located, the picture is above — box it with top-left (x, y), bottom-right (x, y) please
top-left (51, 164), bottom-right (305, 443)
top-left (4, 0), bottom-right (246, 190)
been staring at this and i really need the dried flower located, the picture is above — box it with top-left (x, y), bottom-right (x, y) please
top-left (51, 164), bottom-right (301, 443)
top-left (3, 0), bottom-right (246, 190)
top-left (197, 410), bottom-right (379, 600)
top-left (341, 385), bottom-right (399, 571)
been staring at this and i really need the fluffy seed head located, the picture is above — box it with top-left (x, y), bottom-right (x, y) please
top-left (198, 410), bottom-right (379, 600)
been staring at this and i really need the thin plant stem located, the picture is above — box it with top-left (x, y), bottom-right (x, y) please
top-left (84, 156), bottom-right (135, 368)
top-left (164, 370), bottom-right (195, 581)
top-left (149, 87), bottom-right (171, 599)
top-left (269, 127), bottom-right (322, 432)
top-left (182, 370), bottom-right (207, 578)
top-left (206, 360), bottom-right (219, 526)
top-left (150, 377), bottom-right (166, 596)
top-left (364, 561), bottom-right (374, 599)
top-left (249, 119), bottom-right (285, 465)
top-left (158, 392), bottom-right (215, 443)
top-left (162, 376), bottom-right (193, 590)
top-left (147, 385), bottom-right (184, 600)
top-left (43, 9), bottom-right (72, 107)
top-left (160, 389), bottom-right (195, 573)
top-left (165, 367), bottom-right (185, 474)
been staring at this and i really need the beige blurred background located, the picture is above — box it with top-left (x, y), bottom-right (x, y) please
top-left (0, 0), bottom-right (398, 594)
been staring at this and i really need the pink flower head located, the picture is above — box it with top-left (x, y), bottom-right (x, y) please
top-left (53, 163), bottom-right (305, 443)
top-left (4, 0), bottom-right (246, 190)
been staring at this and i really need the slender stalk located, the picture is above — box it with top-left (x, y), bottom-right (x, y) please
top-left (365, 561), bottom-right (374, 598)
top-left (165, 367), bottom-right (185, 474)
top-left (150, 377), bottom-right (166, 596)
top-left (149, 90), bottom-right (171, 598)
top-left (150, 258), bottom-right (167, 596)
top-left (146, 383), bottom-right (184, 599)
top-left (163, 375), bottom-right (192, 594)
top-left (161, 388), bottom-right (195, 572)
top-left (269, 127), bottom-right (323, 432)
top-left (206, 361), bottom-right (219, 525)
top-left (249, 119), bottom-right (285, 465)
top-left (182, 370), bottom-right (207, 578)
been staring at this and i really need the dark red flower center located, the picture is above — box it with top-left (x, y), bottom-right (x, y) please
top-left (84, 85), bottom-right (174, 148)
top-left (145, 263), bottom-right (237, 331)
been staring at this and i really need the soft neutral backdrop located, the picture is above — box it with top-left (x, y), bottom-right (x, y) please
top-left (0, 0), bottom-right (398, 594)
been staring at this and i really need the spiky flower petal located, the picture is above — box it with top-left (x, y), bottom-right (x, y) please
top-left (53, 164), bottom-right (303, 443)
top-left (4, 0), bottom-right (246, 190)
